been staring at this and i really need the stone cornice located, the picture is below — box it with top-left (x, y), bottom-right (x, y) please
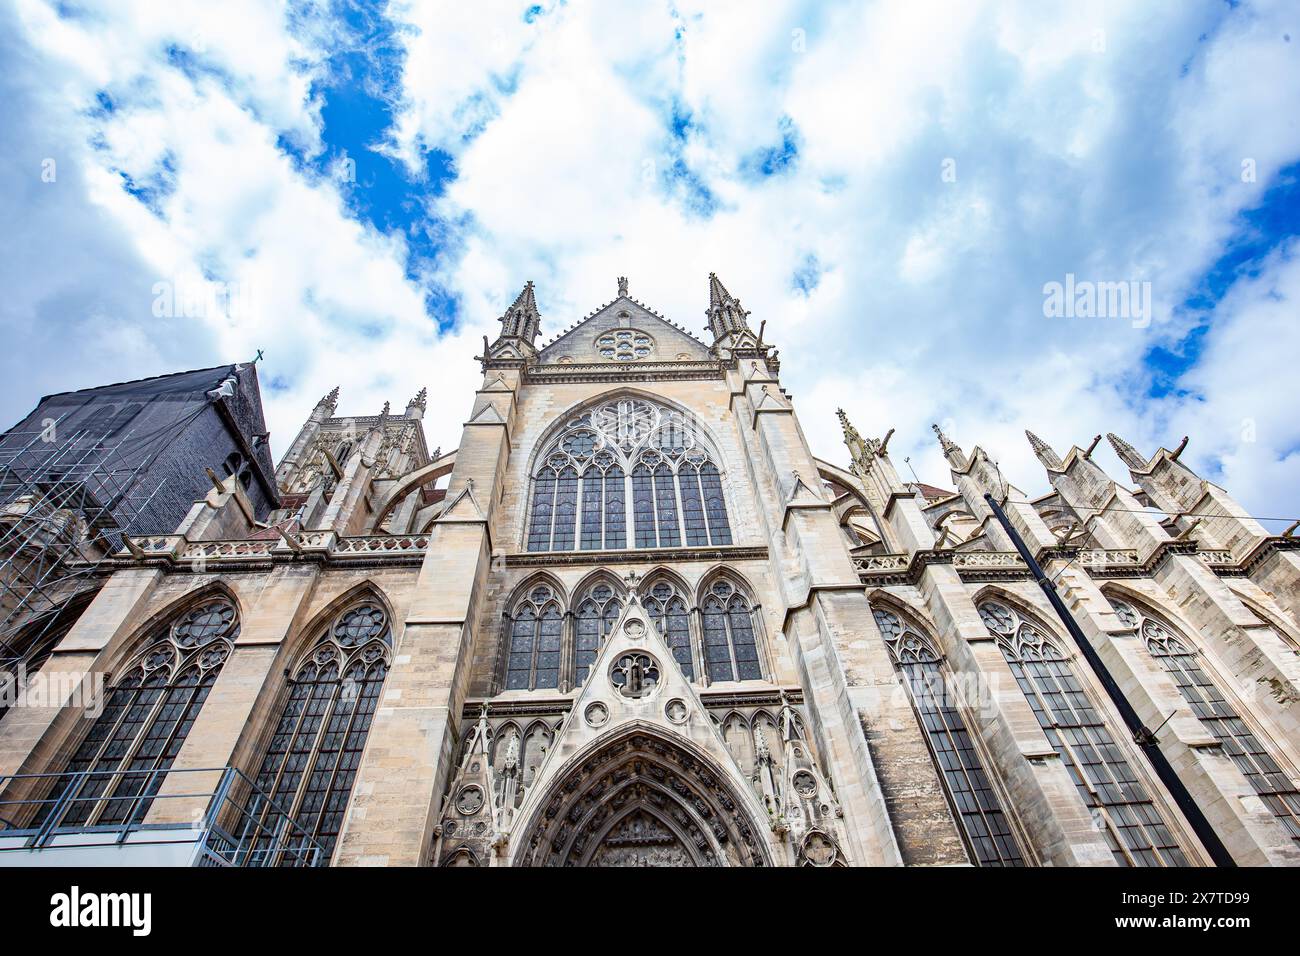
top-left (462, 685), bottom-right (803, 721)
top-left (524, 360), bottom-right (724, 384)
top-left (98, 532), bottom-right (432, 574)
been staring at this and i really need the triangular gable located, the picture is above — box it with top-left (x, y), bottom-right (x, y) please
top-left (508, 591), bottom-right (768, 853)
top-left (437, 480), bottom-right (486, 522)
top-left (468, 403), bottom-right (505, 424)
top-left (538, 294), bottom-right (712, 364)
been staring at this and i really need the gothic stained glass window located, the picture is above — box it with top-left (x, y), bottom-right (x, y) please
top-left (977, 601), bottom-right (1187, 866)
top-left (1108, 598), bottom-right (1300, 845)
top-left (574, 582), bottom-right (622, 687)
top-left (36, 598), bottom-right (238, 830)
top-left (239, 602), bottom-right (392, 867)
top-left (644, 580), bottom-right (694, 680)
top-left (526, 398), bottom-right (732, 552)
top-left (505, 586), bottom-right (563, 691)
top-left (871, 607), bottom-right (1024, 866)
top-left (700, 579), bottom-right (761, 683)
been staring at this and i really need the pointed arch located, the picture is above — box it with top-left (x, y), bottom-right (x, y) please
top-left (512, 724), bottom-right (771, 867)
top-left (1101, 589), bottom-right (1300, 846)
top-left (571, 573), bottom-right (626, 688)
top-left (696, 569), bottom-right (764, 684)
top-left (32, 590), bottom-right (241, 832)
top-left (99, 580), bottom-right (244, 678)
top-left (502, 570), bottom-right (569, 612)
top-left (866, 597), bottom-right (1024, 866)
top-left (501, 575), bottom-right (566, 691)
top-left (285, 580), bottom-right (400, 671)
top-left (236, 588), bottom-right (395, 866)
top-left (640, 567), bottom-right (696, 681)
top-left (522, 391), bottom-right (734, 552)
top-left (973, 591), bottom-right (1188, 866)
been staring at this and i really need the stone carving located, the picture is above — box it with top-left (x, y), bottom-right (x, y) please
top-left (589, 808), bottom-right (694, 867)
top-left (585, 701), bottom-right (610, 727)
top-left (456, 786), bottom-right (484, 816)
top-left (611, 652), bottom-right (660, 699)
top-left (514, 732), bottom-right (770, 867)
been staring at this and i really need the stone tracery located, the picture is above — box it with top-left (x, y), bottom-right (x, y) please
top-left (513, 731), bottom-right (771, 867)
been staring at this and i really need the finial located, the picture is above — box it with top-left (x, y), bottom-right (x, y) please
top-left (1026, 430), bottom-right (1064, 470)
top-left (617, 276), bottom-right (629, 297)
top-left (932, 422), bottom-right (966, 467)
top-left (408, 386), bottom-right (428, 411)
top-left (838, 408), bottom-right (877, 473)
top-left (318, 386), bottom-right (340, 409)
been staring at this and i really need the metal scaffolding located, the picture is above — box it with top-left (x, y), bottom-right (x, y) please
top-left (0, 413), bottom-right (170, 681)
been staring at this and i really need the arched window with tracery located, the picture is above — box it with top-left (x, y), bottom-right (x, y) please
top-left (526, 398), bottom-right (732, 552)
top-left (1109, 597), bottom-right (1300, 845)
top-left (977, 600), bottom-right (1187, 866)
top-left (36, 597), bottom-right (238, 830)
top-left (643, 578), bottom-right (694, 680)
top-left (871, 606), bottom-right (1023, 866)
top-left (504, 584), bottom-right (563, 691)
top-left (700, 578), bottom-right (761, 683)
top-left (240, 601), bottom-right (392, 866)
top-left (573, 580), bottom-right (623, 687)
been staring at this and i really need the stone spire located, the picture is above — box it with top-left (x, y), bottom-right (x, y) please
top-left (705, 272), bottom-right (758, 346)
top-left (317, 386), bottom-right (340, 412)
top-left (838, 408), bottom-right (874, 477)
top-left (1106, 432), bottom-right (1149, 471)
top-left (406, 386), bottom-right (428, 419)
top-left (932, 423), bottom-right (965, 469)
top-left (496, 281), bottom-right (541, 343)
top-left (1026, 430), bottom-right (1065, 471)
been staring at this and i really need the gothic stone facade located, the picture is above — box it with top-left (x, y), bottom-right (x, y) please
top-left (3, 275), bottom-right (1300, 867)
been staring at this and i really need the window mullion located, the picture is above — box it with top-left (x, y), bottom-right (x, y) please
top-left (272, 677), bottom-right (337, 866)
top-left (87, 672), bottom-right (175, 826)
top-left (672, 465), bottom-right (688, 547)
top-left (308, 668), bottom-right (367, 851)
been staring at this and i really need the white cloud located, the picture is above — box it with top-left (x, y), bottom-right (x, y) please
top-left (3, 0), bottom-right (1299, 526)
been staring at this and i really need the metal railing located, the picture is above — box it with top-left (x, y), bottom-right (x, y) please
top-left (0, 766), bottom-right (327, 867)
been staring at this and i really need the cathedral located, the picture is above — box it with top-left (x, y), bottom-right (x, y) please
top-left (1, 274), bottom-right (1299, 867)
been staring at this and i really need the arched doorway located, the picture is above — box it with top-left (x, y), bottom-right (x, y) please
top-left (513, 729), bottom-right (771, 867)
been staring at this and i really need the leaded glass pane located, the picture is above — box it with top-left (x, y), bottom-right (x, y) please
top-left (1113, 598), bottom-right (1300, 845)
top-left (632, 464), bottom-right (656, 547)
top-left (552, 467), bottom-right (579, 551)
top-left (980, 600), bottom-right (1186, 866)
top-left (526, 398), bottom-right (732, 552)
top-left (580, 468), bottom-right (603, 550)
top-left (527, 471), bottom-right (555, 552)
top-left (872, 606), bottom-right (1024, 866)
top-left (240, 602), bottom-right (392, 866)
top-left (36, 599), bottom-right (238, 831)
top-left (653, 463), bottom-right (680, 547)
top-left (646, 581), bottom-right (695, 681)
top-left (699, 462), bottom-right (732, 545)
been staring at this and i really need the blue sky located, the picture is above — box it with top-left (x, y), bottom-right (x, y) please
top-left (2, 0), bottom-right (1298, 524)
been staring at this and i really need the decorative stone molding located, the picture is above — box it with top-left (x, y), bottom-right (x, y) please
top-left (106, 532), bottom-right (430, 572)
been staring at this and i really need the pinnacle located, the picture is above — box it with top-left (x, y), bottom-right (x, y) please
top-left (1026, 430), bottom-right (1064, 470)
top-left (1106, 432), bottom-right (1147, 470)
